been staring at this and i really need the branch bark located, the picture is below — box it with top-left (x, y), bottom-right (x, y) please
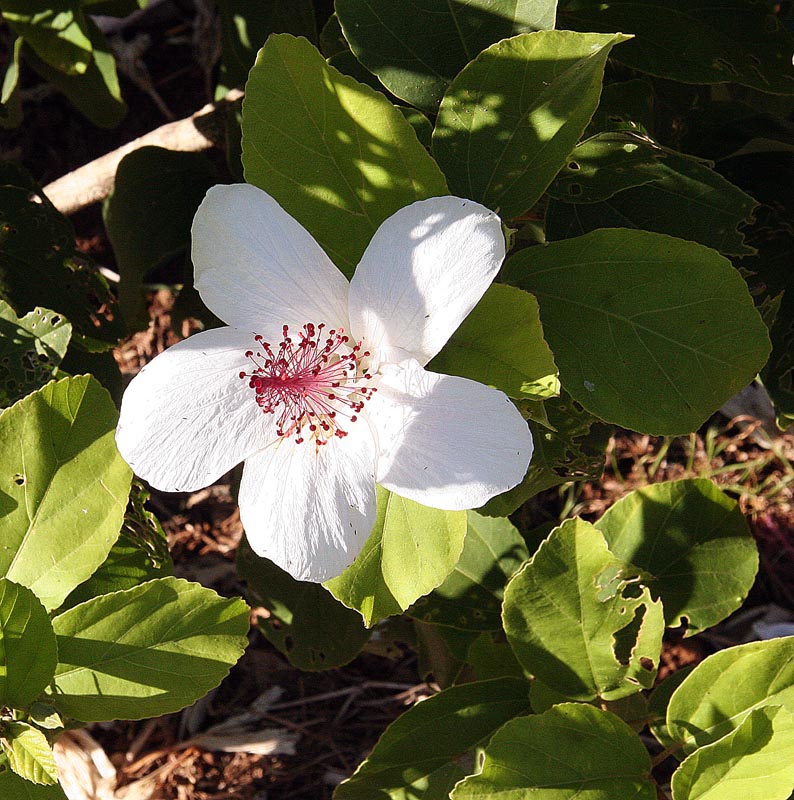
top-left (42, 89), bottom-right (242, 216)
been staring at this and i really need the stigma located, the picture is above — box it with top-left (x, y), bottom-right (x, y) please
top-left (239, 323), bottom-right (376, 445)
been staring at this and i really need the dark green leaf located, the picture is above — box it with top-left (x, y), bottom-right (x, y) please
top-left (505, 229), bottom-right (771, 434)
top-left (558, 0), bottom-right (794, 95)
top-left (433, 30), bottom-right (630, 219)
top-left (237, 538), bottom-right (369, 670)
top-left (0, 164), bottom-right (124, 348)
top-left (547, 144), bottom-right (758, 256)
top-left (0, 768), bottom-right (66, 798)
top-left (103, 146), bottom-right (217, 330)
top-left (588, 78), bottom-right (655, 136)
top-left (336, 0), bottom-right (558, 112)
top-left (241, 34), bottom-right (447, 276)
top-left (215, 0), bottom-right (317, 97)
top-left (335, 678), bottom-right (531, 800)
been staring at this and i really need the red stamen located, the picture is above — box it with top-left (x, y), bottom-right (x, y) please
top-left (240, 323), bottom-right (376, 445)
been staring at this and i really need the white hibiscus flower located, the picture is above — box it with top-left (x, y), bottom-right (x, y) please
top-left (116, 184), bottom-right (533, 582)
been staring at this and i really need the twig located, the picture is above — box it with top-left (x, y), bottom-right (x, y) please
top-left (42, 89), bottom-right (243, 216)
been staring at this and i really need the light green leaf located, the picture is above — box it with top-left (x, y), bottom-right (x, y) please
top-left (671, 706), bottom-right (794, 800)
top-left (1, 722), bottom-right (58, 785)
top-left (0, 580), bottom-right (57, 709)
top-left (0, 767), bottom-right (66, 798)
top-left (336, 0), bottom-right (557, 112)
top-left (241, 34), bottom-right (447, 277)
top-left (103, 146), bottom-right (217, 329)
top-left (558, 0), bottom-right (794, 95)
top-left (326, 487), bottom-right (467, 627)
top-left (503, 518), bottom-right (663, 700)
top-left (20, 20), bottom-right (125, 128)
top-left (504, 229), bottom-right (771, 434)
top-left (28, 704), bottom-right (62, 731)
top-left (595, 479), bottom-right (758, 635)
top-left (0, 0), bottom-right (92, 75)
top-left (237, 539), bottom-right (369, 670)
top-left (62, 481), bottom-right (173, 610)
top-left (46, 577), bottom-right (249, 722)
top-left (452, 703), bottom-right (656, 800)
top-left (335, 678), bottom-right (531, 800)
top-left (0, 302), bottom-right (71, 408)
top-left (547, 142), bottom-right (759, 256)
top-left (432, 31), bottom-right (630, 220)
top-left (409, 512), bottom-right (528, 631)
top-left (666, 638), bottom-right (794, 755)
top-left (0, 376), bottom-right (132, 610)
top-left (428, 283), bottom-right (558, 400)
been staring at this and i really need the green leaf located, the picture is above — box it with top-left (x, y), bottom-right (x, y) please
top-left (415, 621), bottom-right (477, 688)
top-left (0, 0), bottom-right (92, 75)
top-left (452, 703), bottom-right (656, 800)
top-left (558, 0), bottom-right (794, 95)
top-left (0, 303), bottom-right (71, 408)
top-left (547, 143), bottom-right (759, 256)
top-left (27, 704), bottom-right (62, 732)
top-left (62, 481), bottom-right (173, 609)
top-left (326, 487), bottom-right (467, 627)
top-left (0, 376), bottom-right (132, 610)
top-left (466, 631), bottom-right (526, 682)
top-left (648, 665), bottom-right (695, 752)
top-left (215, 0), bottom-right (316, 97)
top-left (0, 164), bottom-right (124, 348)
top-left (46, 577), bottom-right (249, 722)
top-left (504, 229), bottom-right (772, 434)
top-left (428, 283), bottom-right (558, 400)
top-left (0, 767), bottom-right (66, 798)
top-left (409, 512), bottom-right (528, 631)
top-left (595, 479), bottom-right (758, 635)
top-left (432, 31), bottom-right (630, 220)
top-left (666, 638), bottom-right (794, 755)
top-left (335, 678), bottom-right (531, 800)
top-left (103, 147), bottom-right (217, 330)
top-left (1, 722), bottom-right (58, 785)
top-left (336, 0), bottom-right (557, 113)
top-left (0, 38), bottom-right (23, 128)
top-left (20, 20), bottom-right (125, 128)
top-left (237, 539), bottom-right (369, 670)
top-left (0, 580), bottom-right (57, 708)
top-left (588, 78), bottom-right (654, 136)
top-left (671, 706), bottom-right (794, 800)
top-left (503, 518), bottom-right (664, 701)
top-left (241, 33), bottom-right (447, 277)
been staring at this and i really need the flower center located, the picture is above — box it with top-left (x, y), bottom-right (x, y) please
top-left (239, 323), bottom-right (376, 445)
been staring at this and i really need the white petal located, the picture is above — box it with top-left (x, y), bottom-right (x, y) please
top-left (192, 184), bottom-right (350, 334)
top-left (116, 327), bottom-right (277, 492)
top-left (239, 420), bottom-right (378, 582)
top-left (348, 196), bottom-right (505, 366)
top-left (368, 360), bottom-right (532, 510)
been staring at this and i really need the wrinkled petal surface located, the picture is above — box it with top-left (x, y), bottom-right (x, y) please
top-left (239, 420), bottom-right (378, 582)
top-left (116, 326), bottom-right (276, 492)
top-left (192, 184), bottom-right (350, 336)
top-left (349, 196), bottom-right (505, 366)
top-left (368, 359), bottom-right (532, 510)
